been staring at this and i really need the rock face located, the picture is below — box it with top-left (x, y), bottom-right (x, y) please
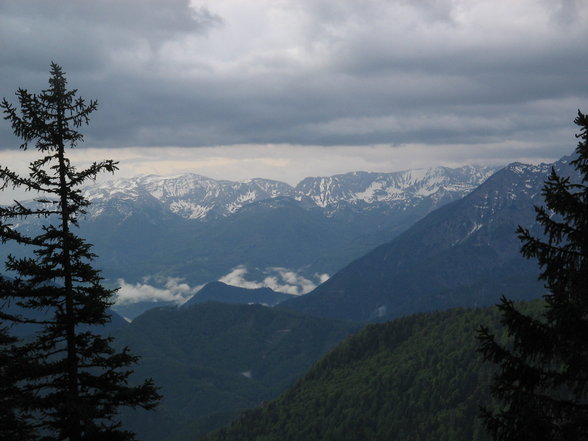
top-left (280, 156), bottom-right (576, 322)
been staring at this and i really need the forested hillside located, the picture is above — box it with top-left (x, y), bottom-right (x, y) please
top-left (113, 303), bottom-right (360, 441)
top-left (200, 303), bottom-right (542, 441)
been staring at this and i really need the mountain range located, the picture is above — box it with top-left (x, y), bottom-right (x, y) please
top-left (83, 166), bottom-right (497, 222)
top-left (281, 157), bottom-right (576, 322)
top-left (0, 165), bottom-right (498, 315)
top-left (3, 155), bottom-right (573, 323)
top-left (2, 153), bottom-right (578, 441)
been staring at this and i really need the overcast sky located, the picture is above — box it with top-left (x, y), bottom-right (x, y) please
top-left (1, 0), bottom-right (587, 187)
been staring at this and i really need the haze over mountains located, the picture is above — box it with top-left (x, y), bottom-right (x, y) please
top-left (0, 165), bottom-right (496, 312)
top-left (2, 159), bottom-right (566, 320)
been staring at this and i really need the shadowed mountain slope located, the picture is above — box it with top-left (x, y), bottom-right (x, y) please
top-left (281, 157), bottom-right (576, 322)
top-left (201, 304), bottom-right (529, 441)
top-left (114, 302), bottom-right (361, 441)
top-left (182, 281), bottom-right (293, 307)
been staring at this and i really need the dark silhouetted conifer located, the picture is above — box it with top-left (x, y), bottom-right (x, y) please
top-left (0, 63), bottom-right (160, 441)
top-left (0, 281), bottom-right (35, 441)
top-left (478, 110), bottom-right (588, 441)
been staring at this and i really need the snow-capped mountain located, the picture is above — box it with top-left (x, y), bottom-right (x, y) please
top-left (84, 174), bottom-right (294, 220)
top-left (294, 166), bottom-right (497, 216)
top-left (83, 165), bottom-right (498, 221)
top-left (4, 157), bottom-right (574, 319)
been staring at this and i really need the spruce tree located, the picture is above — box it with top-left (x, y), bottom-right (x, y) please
top-left (0, 63), bottom-right (160, 441)
top-left (478, 110), bottom-right (588, 441)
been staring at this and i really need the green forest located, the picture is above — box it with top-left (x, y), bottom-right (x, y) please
top-left (200, 305), bottom-right (521, 441)
top-left (113, 303), bottom-right (360, 441)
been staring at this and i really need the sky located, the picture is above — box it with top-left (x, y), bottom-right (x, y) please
top-left (1, 0), bottom-right (587, 188)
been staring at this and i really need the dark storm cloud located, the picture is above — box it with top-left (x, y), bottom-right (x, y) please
top-left (0, 1), bottom-right (217, 78)
top-left (0, 0), bottom-right (587, 157)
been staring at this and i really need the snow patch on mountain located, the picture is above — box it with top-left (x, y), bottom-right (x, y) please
top-left (353, 181), bottom-right (384, 202)
top-left (169, 201), bottom-right (213, 219)
top-left (84, 174), bottom-right (295, 220)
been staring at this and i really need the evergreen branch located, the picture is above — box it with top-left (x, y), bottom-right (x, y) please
top-left (68, 160), bottom-right (119, 187)
top-left (0, 165), bottom-right (52, 193)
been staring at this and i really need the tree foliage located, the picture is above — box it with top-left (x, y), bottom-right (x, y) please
top-left (0, 278), bottom-right (36, 440)
top-left (478, 111), bottom-right (588, 441)
top-left (0, 63), bottom-right (160, 441)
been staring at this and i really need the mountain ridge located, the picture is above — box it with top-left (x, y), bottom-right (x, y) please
top-left (82, 165), bottom-right (498, 221)
top-left (280, 156), bottom-right (575, 322)
top-left (199, 304), bottom-right (528, 441)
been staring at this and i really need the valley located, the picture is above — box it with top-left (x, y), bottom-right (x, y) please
top-left (101, 153), bottom-right (576, 441)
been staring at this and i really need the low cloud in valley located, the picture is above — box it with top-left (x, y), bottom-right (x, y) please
top-left (219, 265), bottom-right (329, 296)
top-left (116, 277), bottom-right (201, 305)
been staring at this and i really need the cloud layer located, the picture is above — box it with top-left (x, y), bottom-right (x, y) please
top-left (1, 0), bottom-right (586, 161)
top-left (116, 276), bottom-right (201, 305)
top-left (112, 267), bottom-right (328, 306)
top-left (219, 265), bottom-right (329, 296)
